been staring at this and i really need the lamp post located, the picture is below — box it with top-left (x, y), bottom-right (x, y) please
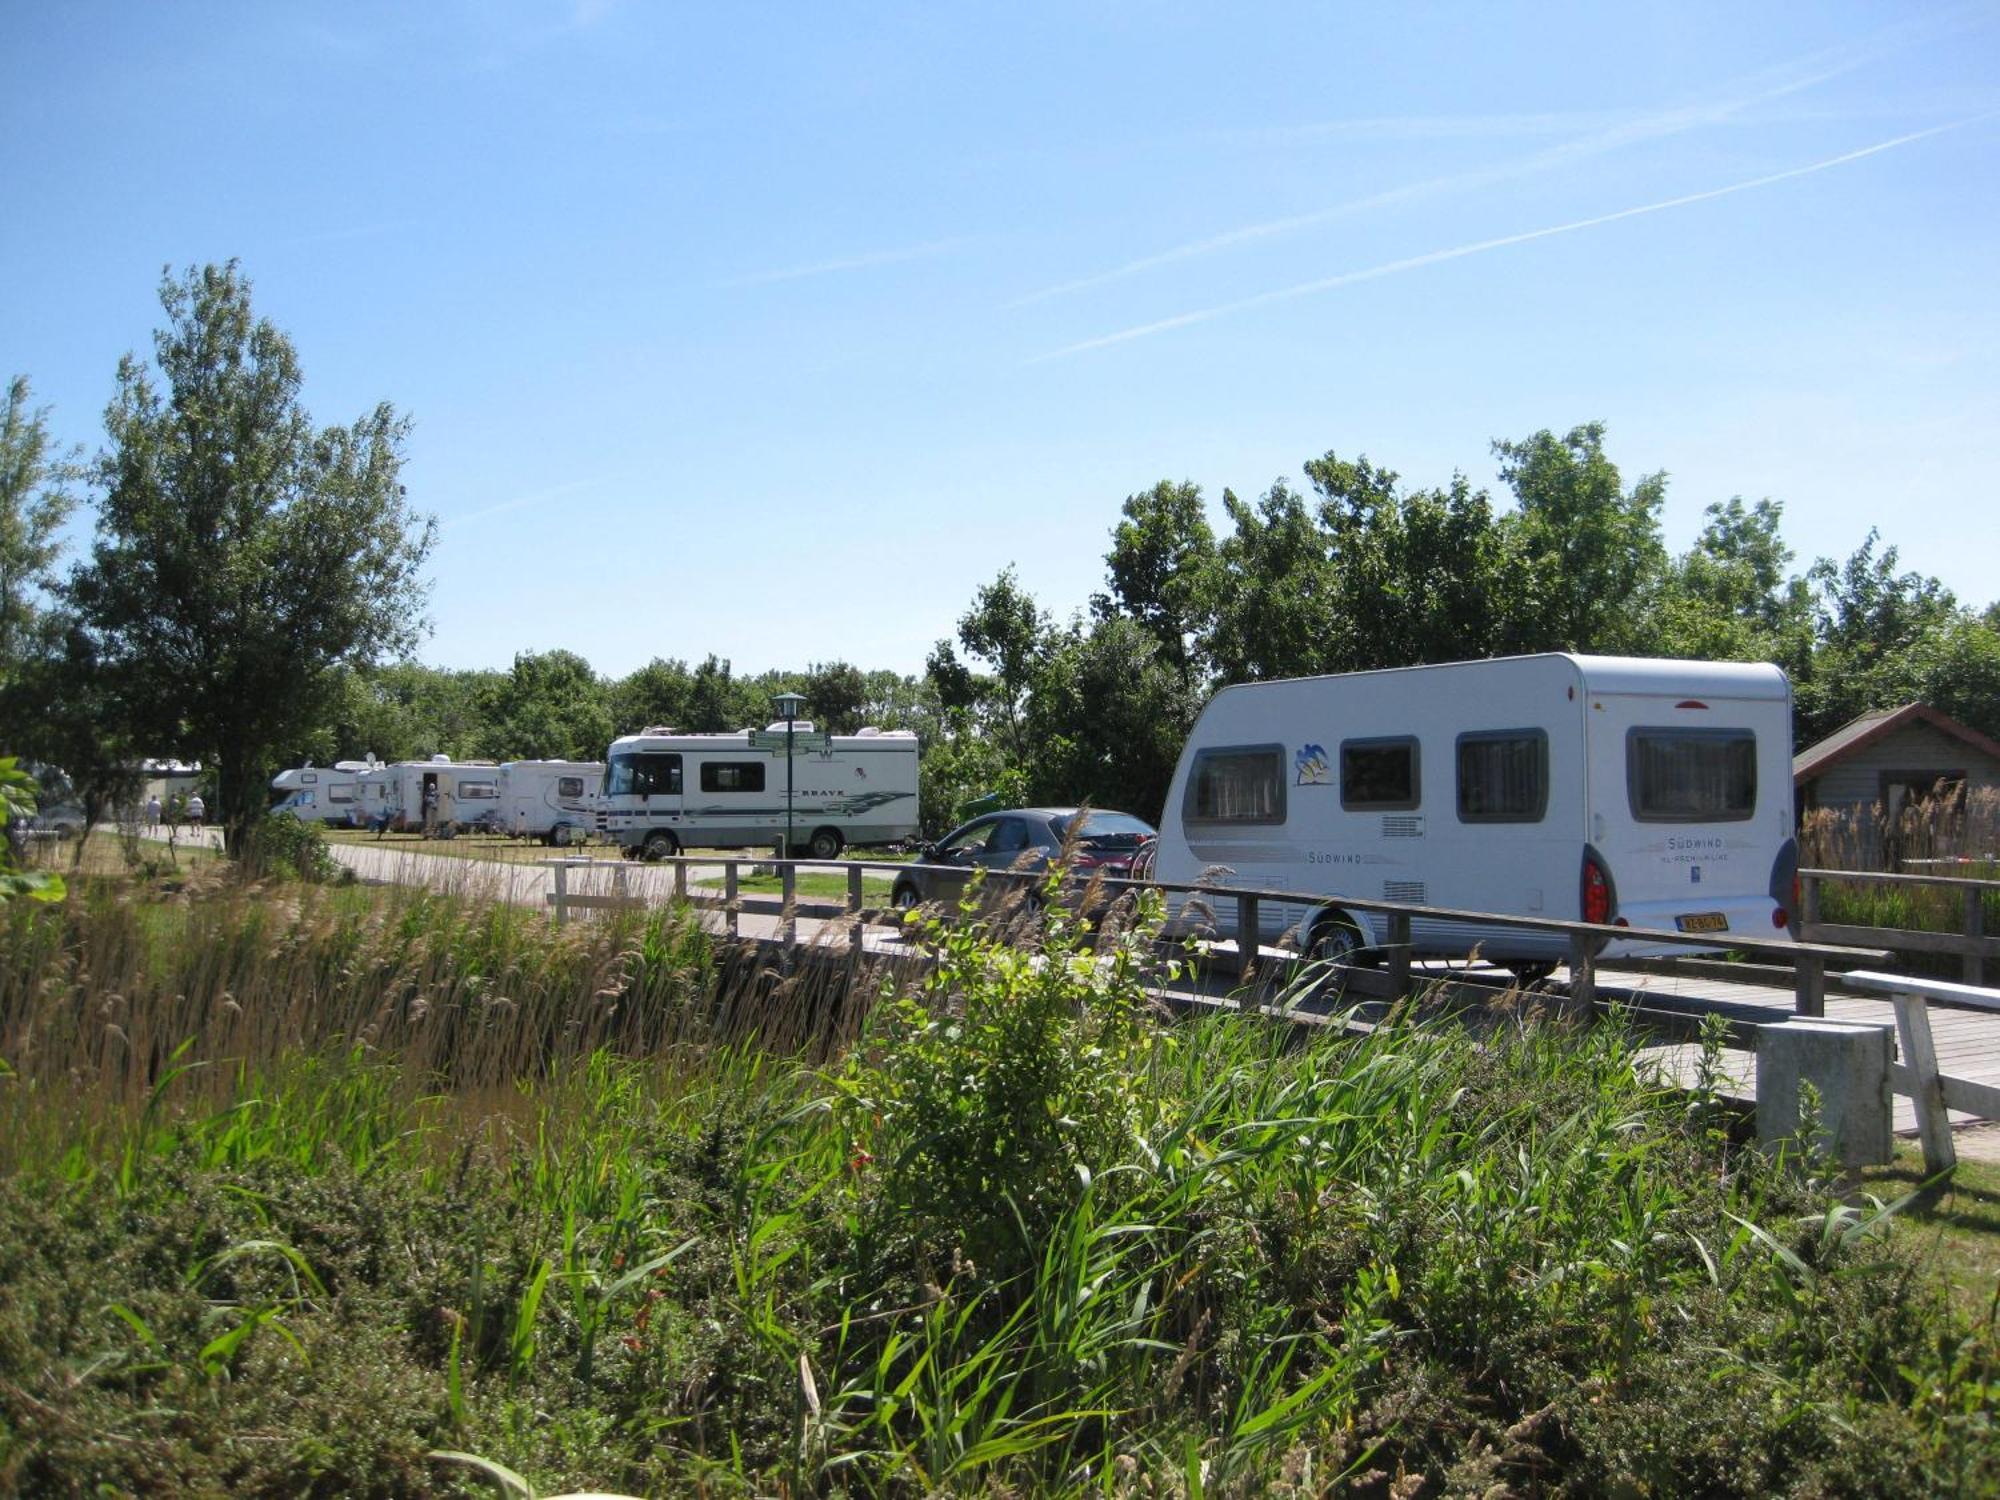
top-left (772, 691), bottom-right (807, 859)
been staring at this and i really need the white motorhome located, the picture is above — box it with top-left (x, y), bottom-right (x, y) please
top-left (497, 760), bottom-right (602, 845)
top-left (353, 757), bottom-right (504, 833)
top-left (1152, 654), bottom-right (1798, 972)
top-left (269, 759), bottom-right (379, 825)
top-left (596, 724), bottom-right (919, 860)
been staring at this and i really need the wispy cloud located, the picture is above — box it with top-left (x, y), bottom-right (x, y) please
top-left (444, 477), bottom-right (620, 529)
top-left (716, 238), bottom-right (969, 290)
top-left (1008, 9), bottom-right (1986, 310)
top-left (1029, 114), bottom-right (1997, 363)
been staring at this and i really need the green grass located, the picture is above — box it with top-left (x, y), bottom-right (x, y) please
top-left (1, 870), bottom-right (1995, 1495)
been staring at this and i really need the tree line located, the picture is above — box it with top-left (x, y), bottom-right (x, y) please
top-left (5, 262), bottom-right (1995, 851)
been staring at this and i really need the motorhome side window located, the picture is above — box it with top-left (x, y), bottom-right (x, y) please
top-left (557, 776), bottom-right (585, 799)
top-left (700, 762), bottom-right (767, 794)
top-left (457, 779), bottom-right (499, 801)
top-left (1184, 746), bottom-right (1285, 825)
top-left (605, 752), bottom-right (681, 797)
top-left (1627, 728), bottom-right (1756, 822)
top-left (1341, 737), bottom-right (1419, 811)
top-left (1456, 731), bottom-right (1548, 823)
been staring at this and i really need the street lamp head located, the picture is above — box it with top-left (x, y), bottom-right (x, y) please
top-left (771, 691), bottom-right (807, 719)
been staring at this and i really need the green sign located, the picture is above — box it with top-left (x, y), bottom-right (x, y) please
top-left (748, 729), bottom-right (831, 754)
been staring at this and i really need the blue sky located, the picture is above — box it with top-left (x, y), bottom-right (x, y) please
top-left (4, 2), bottom-right (1996, 680)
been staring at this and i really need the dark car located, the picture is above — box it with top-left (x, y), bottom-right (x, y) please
top-left (890, 808), bottom-right (1157, 913)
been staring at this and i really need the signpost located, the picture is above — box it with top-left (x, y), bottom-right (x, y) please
top-left (768, 692), bottom-right (810, 858)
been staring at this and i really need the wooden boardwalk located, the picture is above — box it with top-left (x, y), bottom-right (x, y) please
top-left (1599, 964), bottom-right (2000, 1133)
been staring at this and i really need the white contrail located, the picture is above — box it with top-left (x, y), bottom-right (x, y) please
top-left (444, 477), bottom-right (615, 528)
top-left (718, 238), bottom-right (967, 289)
top-left (1029, 113), bottom-right (1996, 364)
top-left (1007, 8), bottom-right (1986, 310)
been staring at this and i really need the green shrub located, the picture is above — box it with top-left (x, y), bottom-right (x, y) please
top-left (244, 812), bottom-right (341, 882)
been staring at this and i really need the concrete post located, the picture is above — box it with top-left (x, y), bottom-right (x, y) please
top-left (1755, 1019), bottom-right (1893, 1168)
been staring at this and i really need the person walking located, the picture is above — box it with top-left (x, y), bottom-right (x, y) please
top-left (187, 793), bottom-right (205, 833)
top-left (145, 794), bottom-right (161, 829)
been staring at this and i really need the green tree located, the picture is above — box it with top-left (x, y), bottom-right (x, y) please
top-left (1492, 422), bottom-right (1666, 654)
top-left (939, 567), bottom-right (1052, 764)
top-left (67, 262), bottom-right (435, 855)
top-left (1304, 452), bottom-right (1516, 671)
top-left (802, 660), bottom-right (868, 733)
top-left (1095, 479), bottom-right (1218, 692)
top-left (484, 649), bottom-right (611, 761)
top-left (1208, 481), bottom-right (1333, 681)
top-left (1023, 616), bottom-right (1194, 819)
top-left (0, 375), bottom-right (79, 680)
top-left (1647, 497), bottom-right (1813, 669)
top-left (609, 656), bottom-right (694, 735)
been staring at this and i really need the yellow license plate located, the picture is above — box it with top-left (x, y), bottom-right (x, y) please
top-left (1676, 911), bottom-right (1729, 934)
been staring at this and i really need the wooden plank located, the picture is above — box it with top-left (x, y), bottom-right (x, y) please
top-left (1940, 1075), bottom-right (2000, 1119)
top-left (543, 893), bottom-right (647, 911)
top-left (1811, 922), bottom-right (2000, 959)
top-left (1845, 969), bottom-right (2000, 1013)
top-left (1891, 992), bottom-right (1956, 1173)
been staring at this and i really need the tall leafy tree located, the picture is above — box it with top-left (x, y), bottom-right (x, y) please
top-left (802, 660), bottom-right (868, 733)
top-left (1492, 422), bottom-right (1666, 654)
top-left (67, 263), bottom-right (434, 853)
top-left (0, 375), bottom-right (78, 679)
top-left (1095, 479), bottom-right (1218, 693)
top-left (1304, 452), bottom-right (1516, 671)
top-left (1208, 481), bottom-right (1333, 681)
top-left (483, 649), bottom-right (611, 761)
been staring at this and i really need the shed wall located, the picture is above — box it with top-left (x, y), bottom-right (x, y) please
top-left (1805, 723), bottom-right (2000, 808)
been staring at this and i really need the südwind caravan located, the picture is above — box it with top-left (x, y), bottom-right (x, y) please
top-left (1152, 655), bottom-right (1797, 974)
top-left (597, 725), bottom-right (919, 860)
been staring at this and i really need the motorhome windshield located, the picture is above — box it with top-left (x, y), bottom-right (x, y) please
top-left (605, 751), bottom-right (682, 797)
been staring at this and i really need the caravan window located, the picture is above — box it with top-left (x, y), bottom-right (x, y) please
top-left (605, 752), bottom-right (681, 797)
top-left (557, 776), bottom-right (585, 799)
top-left (1628, 728), bottom-right (1756, 822)
top-left (1341, 738), bottom-right (1420, 810)
top-left (328, 785), bottom-right (355, 804)
top-left (700, 761), bottom-right (767, 793)
top-left (1184, 745), bottom-right (1286, 826)
top-left (1456, 731), bottom-right (1548, 823)
top-left (457, 779), bottom-right (499, 801)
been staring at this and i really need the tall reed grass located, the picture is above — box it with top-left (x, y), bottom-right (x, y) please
top-left (0, 867), bottom-right (1993, 1496)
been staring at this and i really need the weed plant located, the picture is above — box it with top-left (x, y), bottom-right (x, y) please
top-left (0, 869), bottom-right (1994, 1495)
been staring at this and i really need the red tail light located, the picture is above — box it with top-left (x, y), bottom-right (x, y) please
top-left (1582, 855), bottom-right (1613, 925)
top-left (1773, 907), bottom-right (1790, 929)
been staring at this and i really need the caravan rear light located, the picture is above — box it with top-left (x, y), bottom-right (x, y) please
top-left (1581, 853), bottom-right (1614, 925)
top-left (1773, 907), bottom-right (1790, 929)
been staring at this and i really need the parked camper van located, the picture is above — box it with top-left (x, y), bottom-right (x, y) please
top-left (354, 757), bottom-right (503, 835)
top-left (1152, 654), bottom-right (1798, 972)
top-left (596, 725), bottom-right (919, 860)
top-left (496, 760), bottom-right (602, 845)
top-left (269, 759), bottom-right (378, 825)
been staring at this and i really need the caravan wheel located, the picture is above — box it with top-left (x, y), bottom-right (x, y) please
top-left (808, 827), bottom-right (843, 861)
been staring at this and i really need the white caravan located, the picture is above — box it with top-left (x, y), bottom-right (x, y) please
top-left (497, 760), bottom-right (602, 845)
top-left (270, 759), bottom-right (379, 824)
top-left (353, 757), bottom-right (504, 833)
top-left (596, 725), bottom-right (919, 860)
top-left (1152, 654), bottom-right (1798, 972)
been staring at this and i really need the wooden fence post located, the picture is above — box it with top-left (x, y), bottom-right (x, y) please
top-left (550, 861), bottom-right (569, 926)
top-left (1795, 952), bottom-right (1825, 1018)
top-left (674, 861), bottom-right (687, 903)
top-left (781, 862), bottom-right (798, 949)
top-left (1567, 932), bottom-right (1596, 1013)
top-left (1890, 988), bottom-right (1956, 1174)
top-left (1237, 894), bottom-right (1259, 986)
top-left (1387, 913), bottom-right (1412, 1001)
top-left (1966, 886), bottom-right (1988, 988)
top-left (725, 861), bottom-right (739, 938)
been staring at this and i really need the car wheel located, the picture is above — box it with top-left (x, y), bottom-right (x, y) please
top-left (808, 827), bottom-right (843, 861)
top-left (1510, 961), bottom-right (1556, 986)
top-left (642, 830), bottom-right (679, 861)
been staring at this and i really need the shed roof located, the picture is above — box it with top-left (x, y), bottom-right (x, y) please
top-left (1793, 702), bottom-right (2000, 783)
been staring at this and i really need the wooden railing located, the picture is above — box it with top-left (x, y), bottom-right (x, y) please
top-left (544, 853), bottom-right (1883, 1016)
top-left (1845, 971), bottom-right (2000, 1173)
top-left (1800, 868), bottom-right (1998, 987)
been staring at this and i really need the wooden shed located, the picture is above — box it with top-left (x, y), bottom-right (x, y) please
top-left (1794, 703), bottom-right (2000, 816)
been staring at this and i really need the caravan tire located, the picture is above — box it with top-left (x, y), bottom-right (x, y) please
top-left (1305, 916), bottom-right (1367, 967)
top-left (808, 827), bottom-right (843, 861)
top-left (551, 824), bottom-right (574, 848)
top-left (642, 830), bottom-right (679, 861)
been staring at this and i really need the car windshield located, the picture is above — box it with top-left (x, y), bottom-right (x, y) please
top-left (1060, 811), bottom-right (1156, 847)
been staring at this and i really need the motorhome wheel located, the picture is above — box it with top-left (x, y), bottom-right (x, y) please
top-left (808, 827), bottom-right (843, 861)
top-left (891, 881), bottom-right (920, 910)
top-left (642, 830), bottom-right (679, 861)
top-left (550, 823), bottom-right (573, 848)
